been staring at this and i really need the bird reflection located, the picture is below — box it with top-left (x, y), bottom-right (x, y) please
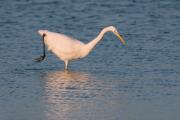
top-left (43, 70), bottom-right (91, 89)
top-left (42, 70), bottom-right (92, 119)
top-left (45, 70), bottom-right (90, 81)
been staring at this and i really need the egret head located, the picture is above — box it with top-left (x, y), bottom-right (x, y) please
top-left (107, 26), bottom-right (126, 45)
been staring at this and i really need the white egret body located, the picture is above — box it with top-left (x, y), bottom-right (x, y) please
top-left (36, 26), bottom-right (125, 70)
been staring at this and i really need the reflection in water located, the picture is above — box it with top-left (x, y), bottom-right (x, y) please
top-left (42, 70), bottom-right (96, 119)
top-left (45, 70), bottom-right (90, 81)
top-left (43, 70), bottom-right (91, 91)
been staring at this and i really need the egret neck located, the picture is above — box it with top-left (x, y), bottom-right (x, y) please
top-left (81, 27), bottom-right (113, 58)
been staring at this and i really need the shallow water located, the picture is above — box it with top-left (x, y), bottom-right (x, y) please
top-left (0, 0), bottom-right (180, 120)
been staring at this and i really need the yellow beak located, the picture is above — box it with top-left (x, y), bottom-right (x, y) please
top-left (114, 31), bottom-right (126, 45)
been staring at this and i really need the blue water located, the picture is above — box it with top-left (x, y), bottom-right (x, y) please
top-left (0, 0), bottom-right (180, 120)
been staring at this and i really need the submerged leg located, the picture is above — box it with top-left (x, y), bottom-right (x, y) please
top-left (64, 60), bottom-right (69, 70)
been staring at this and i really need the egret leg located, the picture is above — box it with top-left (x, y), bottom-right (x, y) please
top-left (64, 60), bottom-right (68, 70)
top-left (35, 34), bottom-right (46, 62)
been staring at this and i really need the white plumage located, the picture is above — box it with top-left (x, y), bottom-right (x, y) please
top-left (36, 26), bottom-right (125, 70)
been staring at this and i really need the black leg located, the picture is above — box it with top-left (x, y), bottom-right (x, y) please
top-left (35, 34), bottom-right (46, 62)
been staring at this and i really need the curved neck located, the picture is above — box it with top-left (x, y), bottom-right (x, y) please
top-left (83, 28), bottom-right (110, 55)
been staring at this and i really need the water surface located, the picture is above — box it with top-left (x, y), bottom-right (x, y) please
top-left (0, 0), bottom-right (180, 120)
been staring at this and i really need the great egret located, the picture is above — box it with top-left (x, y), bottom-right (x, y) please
top-left (35, 26), bottom-right (125, 70)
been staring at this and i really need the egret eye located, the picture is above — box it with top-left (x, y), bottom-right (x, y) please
top-left (113, 29), bottom-right (117, 33)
